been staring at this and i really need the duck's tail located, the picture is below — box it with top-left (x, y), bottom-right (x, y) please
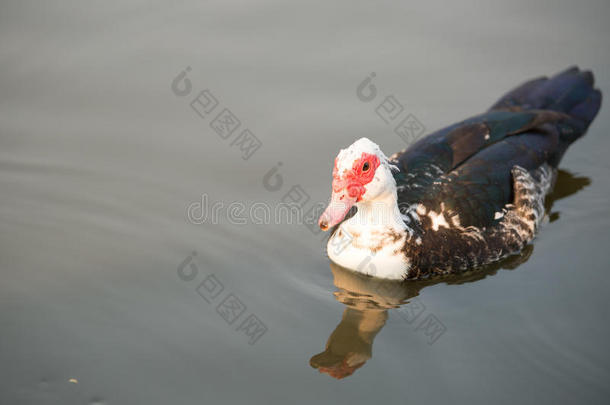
top-left (490, 66), bottom-right (602, 143)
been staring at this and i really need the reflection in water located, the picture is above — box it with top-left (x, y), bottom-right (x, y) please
top-left (310, 170), bottom-right (589, 379)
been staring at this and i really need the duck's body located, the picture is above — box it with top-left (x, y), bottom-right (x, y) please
top-left (320, 67), bottom-right (601, 280)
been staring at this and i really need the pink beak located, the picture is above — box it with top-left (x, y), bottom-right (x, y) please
top-left (318, 190), bottom-right (358, 231)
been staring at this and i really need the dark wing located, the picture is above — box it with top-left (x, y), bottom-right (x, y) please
top-left (393, 109), bottom-right (565, 204)
top-left (393, 67), bottom-right (601, 228)
top-left (413, 132), bottom-right (558, 228)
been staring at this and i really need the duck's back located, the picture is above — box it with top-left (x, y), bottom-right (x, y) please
top-left (392, 67), bottom-right (602, 229)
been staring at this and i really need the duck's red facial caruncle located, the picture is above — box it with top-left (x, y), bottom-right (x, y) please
top-left (318, 152), bottom-right (380, 231)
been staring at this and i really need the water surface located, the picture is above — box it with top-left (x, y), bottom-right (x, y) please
top-left (1, 1), bottom-right (610, 404)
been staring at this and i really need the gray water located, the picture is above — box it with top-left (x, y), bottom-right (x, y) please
top-left (2, 1), bottom-right (610, 404)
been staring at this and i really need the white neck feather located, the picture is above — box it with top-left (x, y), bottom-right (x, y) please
top-left (344, 191), bottom-right (406, 233)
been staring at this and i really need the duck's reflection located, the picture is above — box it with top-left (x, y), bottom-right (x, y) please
top-left (310, 170), bottom-right (589, 379)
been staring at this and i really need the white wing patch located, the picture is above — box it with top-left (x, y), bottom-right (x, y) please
top-left (428, 210), bottom-right (450, 231)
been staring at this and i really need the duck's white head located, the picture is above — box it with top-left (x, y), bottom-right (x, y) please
top-left (318, 137), bottom-right (398, 231)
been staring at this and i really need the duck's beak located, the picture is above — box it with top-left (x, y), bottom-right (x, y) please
top-left (318, 190), bottom-right (357, 231)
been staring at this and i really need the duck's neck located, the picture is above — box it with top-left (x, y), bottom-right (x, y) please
top-left (329, 188), bottom-right (412, 280)
top-left (344, 191), bottom-right (406, 233)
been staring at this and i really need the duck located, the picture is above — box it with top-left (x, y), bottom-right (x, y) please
top-left (312, 168), bottom-right (588, 380)
top-left (318, 67), bottom-right (601, 280)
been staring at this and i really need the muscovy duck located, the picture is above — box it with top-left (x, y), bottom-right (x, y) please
top-left (318, 67), bottom-right (601, 280)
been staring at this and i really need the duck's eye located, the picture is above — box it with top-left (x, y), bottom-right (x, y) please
top-left (362, 162), bottom-right (370, 172)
